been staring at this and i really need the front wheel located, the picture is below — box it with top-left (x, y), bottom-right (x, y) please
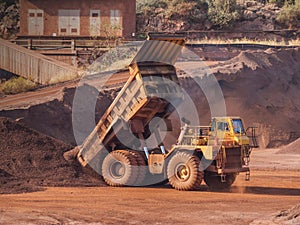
top-left (102, 150), bottom-right (138, 187)
top-left (167, 152), bottom-right (203, 191)
top-left (204, 172), bottom-right (236, 190)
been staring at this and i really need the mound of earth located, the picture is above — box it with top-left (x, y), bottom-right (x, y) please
top-left (0, 84), bottom-right (116, 146)
top-left (181, 47), bottom-right (300, 149)
top-left (250, 204), bottom-right (300, 225)
top-left (276, 138), bottom-right (300, 154)
top-left (0, 117), bottom-right (102, 194)
top-left (274, 204), bottom-right (300, 225)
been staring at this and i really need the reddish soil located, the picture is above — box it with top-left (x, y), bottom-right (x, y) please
top-left (0, 46), bottom-right (300, 224)
top-left (0, 169), bottom-right (299, 225)
top-left (0, 117), bottom-right (299, 224)
top-left (277, 138), bottom-right (300, 154)
top-left (0, 85), bottom-right (117, 145)
top-left (0, 117), bottom-right (102, 194)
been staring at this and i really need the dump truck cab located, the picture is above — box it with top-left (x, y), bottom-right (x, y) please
top-left (209, 117), bottom-right (250, 147)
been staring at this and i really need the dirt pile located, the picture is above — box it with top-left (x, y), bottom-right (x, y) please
top-left (0, 117), bottom-right (102, 194)
top-left (250, 204), bottom-right (300, 225)
top-left (277, 138), bottom-right (300, 154)
top-left (181, 47), bottom-right (300, 148)
top-left (274, 204), bottom-right (300, 225)
top-left (0, 84), bottom-right (116, 146)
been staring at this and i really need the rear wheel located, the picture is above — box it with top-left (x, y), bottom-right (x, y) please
top-left (204, 172), bottom-right (236, 190)
top-left (167, 152), bottom-right (203, 191)
top-left (102, 150), bottom-right (138, 187)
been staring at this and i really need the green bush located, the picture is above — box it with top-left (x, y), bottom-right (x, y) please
top-left (276, 3), bottom-right (300, 28)
top-left (0, 76), bottom-right (37, 95)
top-left (207, 0), bottom-right (241, 29)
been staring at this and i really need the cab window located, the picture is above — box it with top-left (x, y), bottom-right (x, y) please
top-left (232, 119), bottom-right (245, 134)
top-left (217, 122), bottom-right (229, 131)
top-left (211, 120), bottom-right (216, 131)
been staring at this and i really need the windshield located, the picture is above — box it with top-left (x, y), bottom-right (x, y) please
top-left (218, 122), bottom-right (229, 131)
top-left (232, 119), bottom-right (245, 134)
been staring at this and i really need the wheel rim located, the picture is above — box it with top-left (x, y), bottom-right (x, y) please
top-left (109, 161), bottom-right (125, 179)
top-left (175, 163), bottom-right (190, 181)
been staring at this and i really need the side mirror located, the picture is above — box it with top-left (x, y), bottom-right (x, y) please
top-left (181, 117), bottom-right (190, 125)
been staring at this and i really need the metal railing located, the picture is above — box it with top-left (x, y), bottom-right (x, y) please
top-left (0, 38), bottom-right (79, 84)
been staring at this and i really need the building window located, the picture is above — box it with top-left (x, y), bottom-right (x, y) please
top-left (110, 10), bottom-right (122, 36)
top-left (110, 10), bottom-right (120, 27)
top-left (90, 10), bottom-right (101, 36)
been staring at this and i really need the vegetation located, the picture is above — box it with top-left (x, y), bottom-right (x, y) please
top-left (137, 0), bottom-right (208, 20)
top-left (137, 0), bottom-right (241, 30)
top-left (276, 1), bottom-right (300, 28)
top-left (0, 76), bottom-right (37, 95)
top-left (207, 0), bottom-right (241, 29)
top-left (0, 0), bottom-right (16, 6)
top-left (137, 0), bottom-right (209, 32)
top-left (268, 0), bottom-right (295, 7)
top-left (189, 37), bottom-right (300, 46)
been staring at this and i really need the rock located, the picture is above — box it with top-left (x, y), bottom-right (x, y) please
top-left (245, 1), bottom-right (257, 7)
top-left (204, 19), bottom-right (213, 30)
top-left (155, 7), bottom-right (164, 14)
top-left (243, 10), bottom-right (259, 20)
top-left (63, 147), bottom-right (80, 163)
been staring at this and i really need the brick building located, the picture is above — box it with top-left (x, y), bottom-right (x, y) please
top-left (19, 0), bottom-right (136, 38)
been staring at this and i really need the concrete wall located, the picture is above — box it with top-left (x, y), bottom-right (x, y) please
top-left (19, 0), bottom-right (136, 38)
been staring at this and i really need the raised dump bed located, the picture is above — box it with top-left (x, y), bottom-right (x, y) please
top-left (77, 34), bottom-right (186, 168)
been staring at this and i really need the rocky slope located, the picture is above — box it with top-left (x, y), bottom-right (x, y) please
top-left (137, 0), bottom-right (299, 40)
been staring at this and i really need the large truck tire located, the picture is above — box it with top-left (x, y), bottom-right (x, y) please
top-left (102, 150), bottom-right (138, 187)
top-left (167, 151), bottom-right (203, 191)
top-left (129, 150), bottom-right (147, 186)
top-left (204, 172), bottom-right (236, 190)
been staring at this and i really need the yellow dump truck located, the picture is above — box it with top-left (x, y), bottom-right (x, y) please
top-left (76, 34), bottom-right (258, 191)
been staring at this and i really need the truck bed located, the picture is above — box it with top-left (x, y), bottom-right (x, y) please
top-left (77, 35), bottom-right (186, 168)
